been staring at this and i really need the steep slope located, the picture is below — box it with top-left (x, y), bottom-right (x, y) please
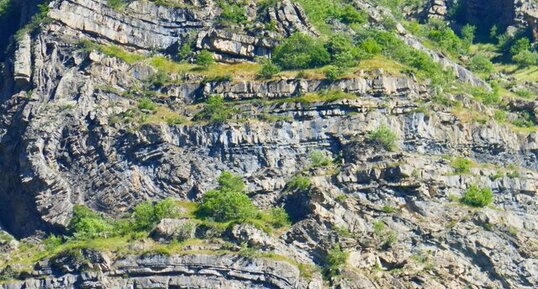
top-left (0, 0), bottom-right (537, 288)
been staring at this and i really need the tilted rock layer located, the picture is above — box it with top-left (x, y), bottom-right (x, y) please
top-left (0, 0), bottom-right (537, 288)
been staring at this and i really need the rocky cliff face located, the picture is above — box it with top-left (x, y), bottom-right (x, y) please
top-left (0, 0), bottom-right (537, 289)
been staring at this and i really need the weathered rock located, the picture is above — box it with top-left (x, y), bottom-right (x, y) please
top-left (151, 218), bottom-right (196, 242)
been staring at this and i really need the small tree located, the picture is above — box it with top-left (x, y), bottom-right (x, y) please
top-left (324, 66), bottom-right (343, 81)
top-left (133, 198), bottom-right (180, 231)
top-left (195, 50), bottom-right (215, 69)
top-left (460, 185), bottom-right (493, 208)
top-left (451, 157), bottom-right (473, 174)
top-left (367, 125), bottom-right (398, 151)
top-left (513, 50), bottom-right (538, 66)
top-left (461, 24), bottom-right (476, 48)
top-left (510, 38), bottom-right (531, 56)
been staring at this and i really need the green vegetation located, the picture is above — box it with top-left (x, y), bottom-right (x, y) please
top-left (194, 95), bottom-right (235, 123)
top-left (286, 176), bottom-right (311, 191)
top-left (138, 97), bottom-right (157, 112)
top-left (451, 157), bottom-right (473, 174)
top-left (309, 150), bottom-right (333, 167)
top-left (468, 54), bottom-right (494, 74)
top-left (107, 0), bottom-right (128, 9)
top-left (258, 60), bottom-right (281, 79)
top-left (367, 125), bottom-right (398, 151)
top-left (324, 244), bottom-right (348, 277)
top-left (273, 33), bottom-right (330, 69)
top-left (460, 185), bottom-right (493, 208)
top-left (372, 219), bottom-right (397, 249)
top-left (68, 205), bottom-right (113, 239)
top-left (294, 0), bottom-right (367, 33)
top-left (197, 171), bottom-right (258, 222)
top-left (133, 198), bottom-right (180, 231)
top-left (216, 0), bottom-right (247, 26)
top-left (195, 50), bottom-right (215, 69)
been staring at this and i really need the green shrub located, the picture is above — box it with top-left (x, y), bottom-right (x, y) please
top-left (263, 208), bottom-right (291, 228)
top-left (324, 66), bottom-right (343, 81)
top-left (44, 235), bottom-right (63, 251)
top-left (460, 24), bottom-right (476, 48)
top-left (217, 170), bottom-right (245, 192)
top-left (460, 185), bottom-right (493, 208)
top-left (198, 190), bottom-right (258, 222)
top-left (468, 54), bottom-right (494, 74)
top-left (273, 33), bottom-right (330, 69)
top-left (148, 70), bottom-right (170, 87)
top-left (138, 97), bottom-right (157, 112)
top-left (287, 176), bottom-right (311, 191)
top-left (107, 0), bottom-right (128, 9)
top-left (325, 34), bottom-right (360, 67)
top-left (216, 0), bottom-right (247, 25)
top-left (339, 4), bottom-right (367, 24)
top-left (194, 95), bottom-right (234, 123)
top-left (177, 39), bottom-right (194, 61)
top-left (512, 50), bottom-right (538, 66)
top-left (510, 37), bottom-right (531, 56)
top-left (367, 125), bottom-right (398, 151)
top-left (133, 198), bottom-right (180, 231)
top-left (197, 171), bottom-right (258, 222)
top-left (195, 50), bottom-right (215, 69)
top-left (324, 244), bottom-right (348, 277)
top-left (451, 157), bottom-right (473, 174)
top-left (359, 38), bottom-right (382, 56)
top-left (425, 19), bottom-right (467, 55)
top-left (310, 150), bottom-right (332, 167)
top-left (68, 205), bottom-right (113, 239)
top-left (258, 61), bottom-right (281, 79)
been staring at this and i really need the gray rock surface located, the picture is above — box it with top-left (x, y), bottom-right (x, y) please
top-left (0, 0), bottom-right (537, 289)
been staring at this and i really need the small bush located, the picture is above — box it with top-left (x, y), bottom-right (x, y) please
top-left (195, 50), bottom-right (214, 69)
top-left (149, 70), bottom-right (170, 86)
top-left (451, 157), bottom-right (473, 174)
top-left (133, 198), bottom-right (180, 231)
top-left (107, 0), bottom-right (127, 9)
top-left (367, 125), bottom-right (398, 151)
top-left (138, 97), bottom-right (157, 112)
top-left (468, 54), bottom-right (494, 74)
top-left (69, 205), bottom-right (113, 239)
top-left (194, 95), bottom-right (234, 123)
top-left (263, 208), bottom-right (291, 228)
top-left (287, 176), bottom-right (311, 192)
top-left (510, 38), bottom-right (531, 56)
top-left (460, 24), bottom-right (476, 48)
top-left (197, 171), bottom-right (258, 222)
top-left (324, 66), bottom-right (343, 81)
top-left (324, 244), bottom-right (348, 277)
top-left (216, 0), bottom-right (247, 25)
top-left (460, 185), bottom-right (493, 208)
top-left (273, 33), bottom-right (330, 69)
top-left (310, 150), bottom-right (332, 167)
top-left (339, 4), bottom-right (367, 24)
top-left (512, 50), bottom-right (538, 66)
top-left (325, 34), bottom-right (360, 67)
top-left (258, 61), bottom-right (281, 79)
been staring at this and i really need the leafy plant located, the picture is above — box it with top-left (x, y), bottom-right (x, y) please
top-left (310, 150), bottom-right (333, 167)
top-left (195, 50), bottom-right (215, 69)
top-left (367, 125), bottom-right (398, 151)
top-left (138, 97), bottom-right (157, 112)
top-left (324, 244), bottom-right (348, 277)
top-left (194, 95), bottom-right (234, 123)
top-left (258, 61), bottom-right (281, 79)
top-left (286, 176), bottom-right (311, 192)
top-left (68, 205), bottom-right (113, 239)
top-left (197, 171), bottom-right (258, 222)
top-left (133, 198), bottom-right (180, 231)
top-left (273, 33), bottom-right (330, 69)
top-left (451, 157), bottom-right (473, 174)
top-left (460, 185), bottom-right (493, 208)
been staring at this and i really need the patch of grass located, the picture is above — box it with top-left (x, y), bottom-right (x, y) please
top-left (286, 176), bottom-right (311, 192)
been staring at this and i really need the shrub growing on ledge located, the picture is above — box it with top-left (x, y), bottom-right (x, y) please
top-left (273, 33), bottom-right (330, 69)
top-left (197, 171), bottom-right (258, 222)
top-left (133, 198), bottom-right (181, 231)
top-left (324, 244), bottom-right (348, 277)
top-left (460, 185), bottom-right (493, 208)
top-left (195, 50), bottom-right (215, 69)
top-left (194, 95), bottom-right (234, 123)
top-left (69, 205), bottom-right (113, 239)
top-left (367, 125), bottom-right (398, 151)
top-left (451, 157), bottom-right (473, 174)
top-left (258, 61), bottom-right (281, 79)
